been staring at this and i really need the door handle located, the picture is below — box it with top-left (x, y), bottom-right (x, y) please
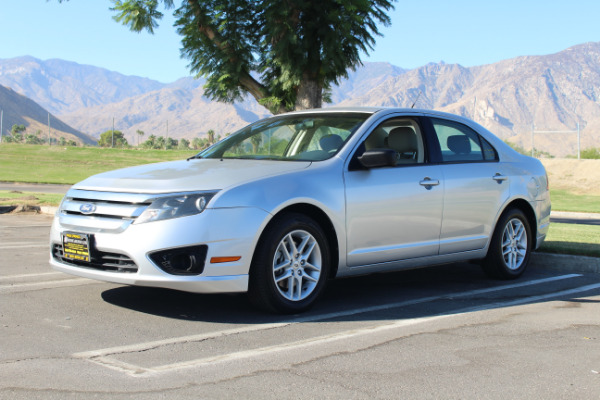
top-left (419, 177), bottom-right (440, 189)
top-left (493, 173), bottom-right (508, 182)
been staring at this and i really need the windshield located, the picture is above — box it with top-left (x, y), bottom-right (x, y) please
top-left (197, 113), bottom-right (370, 161)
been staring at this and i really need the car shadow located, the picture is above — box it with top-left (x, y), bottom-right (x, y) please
top-left (99, 261), bottom-right (551, 324)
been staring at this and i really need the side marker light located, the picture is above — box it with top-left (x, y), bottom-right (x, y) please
top-left (210, 256), bottom-right (242, 264)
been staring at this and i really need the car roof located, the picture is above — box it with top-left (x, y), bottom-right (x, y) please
top-left (284, 106), bottom-right (473, 121)
top-left (285, 107), bottom-right (483, 128)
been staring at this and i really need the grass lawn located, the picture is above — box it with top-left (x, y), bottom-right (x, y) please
top-left (549, 189), bottom-right (600, 213)
top-left (538, 222), bottom-right (600, 258)
top-left (0, 143), bottom-right (194, 184)
top-left (0, 191), bottom-right (64, 207)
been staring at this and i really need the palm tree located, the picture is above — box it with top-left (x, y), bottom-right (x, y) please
top-left (207, 129), bottom-right (216, 146)
top-left (136, 130), bottom-right (145, 147)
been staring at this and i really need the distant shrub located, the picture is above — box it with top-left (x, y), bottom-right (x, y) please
top-left (580, 147), bottom-right (600, 159)
top-left (504, 141), bottom-right (554, 158)
top-left (505, 141), bottom-right (528, 155)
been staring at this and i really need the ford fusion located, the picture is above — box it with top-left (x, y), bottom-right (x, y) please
top-left (50, 108), bottom-right (550, 313)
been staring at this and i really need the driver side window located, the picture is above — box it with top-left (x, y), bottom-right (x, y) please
top-left (364, 118), bottom-right (425, 164)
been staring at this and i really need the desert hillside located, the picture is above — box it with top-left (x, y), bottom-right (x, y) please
top-left (0, 85), bottom-right (95, 145)
top-left (541, 159), bottom-right (600, 195)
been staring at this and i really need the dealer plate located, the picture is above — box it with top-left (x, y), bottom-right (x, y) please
top-left (62, 232), bottom-right (91, 263)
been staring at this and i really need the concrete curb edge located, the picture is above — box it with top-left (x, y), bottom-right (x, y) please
top-left (531, 252), bottom-right (600, 274)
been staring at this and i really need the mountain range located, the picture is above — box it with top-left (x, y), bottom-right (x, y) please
top-left (1, 42), bottom-right (599, 156)
top-left (0, 84), bottom-right (94, 144)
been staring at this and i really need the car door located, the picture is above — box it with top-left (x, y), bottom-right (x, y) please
top-left (343, 117), bottom-right (444, 268)
top-left (425, 117), bottom-right (510, 254)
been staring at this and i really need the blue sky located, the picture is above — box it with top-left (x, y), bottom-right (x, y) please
top-left (1, 0), bottom-right (599, 83)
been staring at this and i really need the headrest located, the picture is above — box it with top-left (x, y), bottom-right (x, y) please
top-left (447, 135), bottom-right (471, 154)
top-left (320, 134), bottom-right (344, 152)
top-left (387, 127), bottom-right (417, 151)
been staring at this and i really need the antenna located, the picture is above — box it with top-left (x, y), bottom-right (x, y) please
top-left (410, 91), bottom-right (422, 109)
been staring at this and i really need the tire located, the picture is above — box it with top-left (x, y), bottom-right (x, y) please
top-left (248, 213), bottom-right (330, 314)
top-left (482, 208), bottom-right (532, 279)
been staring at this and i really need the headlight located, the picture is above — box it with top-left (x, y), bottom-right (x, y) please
top-left (134, 192), bottom-right (218, 224)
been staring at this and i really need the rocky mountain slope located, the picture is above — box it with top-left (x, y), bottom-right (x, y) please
top-left (0, 56), bottom-right (163, 115)
top-left (0, 85), bottom-right (95, 145)
top-left (1, 42), bottom-right (599, 156)
top-left (338, 42), bottom-right (600, 156)
top-left (61, 78), bottom-right (272, 143)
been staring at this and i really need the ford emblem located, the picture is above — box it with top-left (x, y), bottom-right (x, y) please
top-left (80, 203), bottom-right (97, 214)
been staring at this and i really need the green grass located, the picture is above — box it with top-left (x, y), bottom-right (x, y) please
top-left (0, 191), bottom-right (64, 207)
top-left (539, 222), bottom-right (600, 258)
top-left (550, 189), bottom-right (600, 213)
top-left (0, 143), bottom-right (195, 184)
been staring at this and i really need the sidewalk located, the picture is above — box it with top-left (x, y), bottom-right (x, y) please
top-left (0, 181), bottom-right (71, 194)
top-left (550, 211), bottom-right (600, 225)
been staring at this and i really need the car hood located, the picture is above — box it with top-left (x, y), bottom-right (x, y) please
top-left (72, 159), bottom-right (311, 193)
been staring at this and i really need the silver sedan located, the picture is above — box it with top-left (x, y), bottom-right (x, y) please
top-left (50, 108), bottom-right (551, 313)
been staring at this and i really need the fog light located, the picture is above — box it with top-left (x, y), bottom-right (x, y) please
top-left (149, 245), bottom-right (208, 276)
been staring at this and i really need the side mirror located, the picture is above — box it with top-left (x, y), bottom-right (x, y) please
top-left (357, 149), bottom-right (398, 168)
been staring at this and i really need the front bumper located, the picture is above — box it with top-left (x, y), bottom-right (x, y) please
top-left (49, 206), bottom-right (270, 293)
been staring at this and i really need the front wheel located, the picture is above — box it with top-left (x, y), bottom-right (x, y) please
top-left (482, 208), bottom-right (532, 279)
top-left (248, 213), bottom-right (330, 314)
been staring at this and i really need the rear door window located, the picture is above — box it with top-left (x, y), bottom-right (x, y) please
top-left (430, 118), bottom-right (497, 163)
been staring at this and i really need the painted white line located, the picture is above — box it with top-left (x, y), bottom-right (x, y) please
top-left (74, 322), bottom-right (293, 359)
top-left (1, 241), bottom-right (45, 245)
top-left (91, 281), bottom-right (600, 377)
top-left (461, 282), bottom-right (600, 313)
top-left (151, 315), bottom-right (449, 374)
top-left (91, 314), bottom-right (450, 376)
top-left (0, 278), bottom-right (97, 293)
top-left (0, 272), bottom-right (62, 282)
top-left (0, 225), bottom-right (52, 229)
top-left (74, 274), bottom-right (581, 361)
top-left (300, 273), bottom-right (583, 323)
top-left (0, 244), bottom-right (48, 250)
top-left (88, 357), bottom-right (150, 376)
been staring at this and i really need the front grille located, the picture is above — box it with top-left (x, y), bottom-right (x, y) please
top-left (53, 244), bottom-right (138, 273)
top-left (61, 190), bottom-right (151, 220)
top-left (58, 189), bottom-right (156, 233)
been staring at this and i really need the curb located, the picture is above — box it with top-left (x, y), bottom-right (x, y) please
top-left (41, 206), bottom-right (58, 215)
top-left (0, 205), bottom-right (57, 215)
top-left (551, 211), bottom-right (600, 220)
top-left (531, 252), bottom-right (600, 274)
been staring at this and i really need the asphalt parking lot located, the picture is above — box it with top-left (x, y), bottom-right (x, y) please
top-left (1, 213), bottom-right (599, 399)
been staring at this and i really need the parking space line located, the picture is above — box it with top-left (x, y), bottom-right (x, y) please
top-left (462, 282), bottom-right (600, 313)
top-left (73, 274), bottom-right (583, 375)
top-left (0, 243), bottom-right (48, 250)
top-left (0, 225), bottom-right (52, 230)
top-left (86, 281), bottom-right (600, 377)
top-left (0, 278), bottom-right (97, 293)
top-left (0, 272), bottom-right (63, 281)
top-left (75, 274), bottom-right (580, 358)
top-left (1, 241), bottom-right (46, 245)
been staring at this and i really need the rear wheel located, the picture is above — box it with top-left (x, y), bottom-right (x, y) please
top-left (248, 213), bottom-right (330, 314)
top-left (482, 208), bottom-right (532, 279)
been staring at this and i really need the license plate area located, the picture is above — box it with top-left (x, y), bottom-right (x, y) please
top-left (62, 232), bottom-right (92, 263)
